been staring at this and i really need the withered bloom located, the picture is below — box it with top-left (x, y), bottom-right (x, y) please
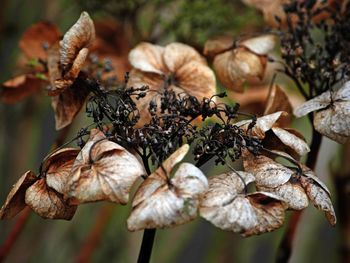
top-left (294, 81), bottom-right (350, 144)
top-left (127, 144), bottom-right (208, 231)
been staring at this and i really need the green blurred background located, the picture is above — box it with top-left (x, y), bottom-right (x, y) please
top-left (0, 0), bottom-right (346, 262)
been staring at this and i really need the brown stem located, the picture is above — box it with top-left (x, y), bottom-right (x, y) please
top-left (75, 205), bottom-right (114, 263)
top-left (0, 207), bottom-right (31, 262)
top-left (276, 117), bottom-right (322, 263)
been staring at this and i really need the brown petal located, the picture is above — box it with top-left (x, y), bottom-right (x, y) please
top-left (175, 61), bottom-right (216, 99)
top-left (300, 176), bottom-right (336, 226)
top-left (25, 178), bottom-right (76, 220)
top-left (67, 130), bottom-right (145, 204)
top-left (257, 181), bottom-right (309, 210)
top-left (60, 12), bottom-right (95, 72)
top-left (0, 171), bottom-right (37, 219)
top-left (163, 42), bottom-right (205, 72)
top-left (243, 150), bottom-right (293, 188)
top-left (128, 42), bottom-right (166, 74)
top-left (1, 75), bottom-right (46, 104)
top-left (243, 192), bottom-right (286, 236)
top-left (47, 42), bottom-right (63, 95)
top-left (51, 80), bottom-right (90, 130)
top-left (239, 35), bottom-right (276, 55)
top-left (264, 85), bottom-right (293, 118)
top-left (213, 48), bottom-right (266, 92)
top-left (43, 148), bottom-right (80, 194)
top-left (203, 36), bottom-right (234, 58)
top-left (19, 22), bottom-right (61, 60)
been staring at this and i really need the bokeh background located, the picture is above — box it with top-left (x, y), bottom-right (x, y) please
top-left (0, 0), bottom-right (348, 262)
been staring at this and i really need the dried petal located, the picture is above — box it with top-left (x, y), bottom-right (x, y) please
top-left (67, 129), bottom-right (145, 204)
top-left (44, 148), bottom-right (80, 194)
top-left (162, 144), bottom-right (190, 175)
top-left (19, 22), bottom-right (61, 60)
top-left (203, 36), bottom-right (234, 58)
top-left (60, 12), bottom-right (95, 72)
top-left (25, 179), bottom-right (76, 220)
top-left (264, 85), bottom-right (293, 118)
top-left (0, 171), bottom-right (37, 219)
top-left (129, 42), bottom-right (166, 74)
top-left (163, 42), bottom-right (205, 72)
top-left (300, 176), bottom-right (336, 226)
top-left (293, 90), bottom-right (331, 117)
top-left (243, 150), bottom-right (293, 188)
top-left (213, 48), bottom-right (266, 92)
top-left (51, 80), bottom-right (90, 130)
top-left (243, 192), bottom-right (285, 236)
top-left (239, 35), bottom-right (276, 55)
top-left (1, 75), bottom-right (46, 104)
top-left (127, 147), bottom-right (208, 231)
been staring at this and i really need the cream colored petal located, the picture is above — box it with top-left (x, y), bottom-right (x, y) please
top-left (239, 35), bottom-right (276, 55)
top-left (164, 42), bottom-right (205, 72)
top-left (335, 80), bottom-right (350, 100)
top-left (243, 192), bottom-right (286, 236)
top-left (301, 167), bottom-right (331, 196)
top-left (128, 42), bottom-right (166, 74)
top-left (160, 144), bottom-right (190, 176)
top-left (243, 150), bottom-right (293, 188)
top-left (44, 148), bottom-right (80, 194)
top-left (25, 179), bottom-right (77, 220)
top-left (272, 127), bottom-right (310, 156)
top-left (293, 90), bottom-right (331, 117)
top-left (300, 176), bottom-right (336, 226)
top-left (127, 186), bottom-right (199, 231)
top-left (175, 61), bottom-right (216, 100)
top-left (67, 130), bottom-right (145, 204)
top-left (60, 12), bottom-right (95, 71)
top-left (257, 182), bottom-right (309, 210)
top-left (330, 102), bottom-right (350, 137)
top-left (314, 108), bottom-right (349, 144)
top-left (213, 48), bottom-right (266, 92)
top-left (0, 171), bottom-right (37, 219)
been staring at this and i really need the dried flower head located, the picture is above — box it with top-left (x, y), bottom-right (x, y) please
top-left (127, 145), bottom-right (208, 231)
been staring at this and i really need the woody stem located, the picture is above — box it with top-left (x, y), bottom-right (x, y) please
top-left (276, 116), bottom-right (322, 263)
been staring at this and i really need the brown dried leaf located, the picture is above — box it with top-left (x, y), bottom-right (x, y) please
top-left (60, 12), bottom-right (95, 72)
top-left (1, 75), bottom-right (46, 104)
top-left (243, 150), bottom-right (293, 188)
top-left (163, 42), bottom-right (205, 72)
top-left (67, 129), bottom-right (145, 205)
top-left (25, 178), bottom-right (76, 220)
top-left (203, 36), bottom-right (234, 58)
top-left (19, 22), bottom-right (61, 60)
top-left (127, 146), bottom-right (208, 231)
top-left (0, 171), bottom-right (37, 219)
top-left (213, 48), bottom-right (266, 92)
top-left (43, 148), bottom-right (80, 194)
top-left (243, 192), bottom-right (286, 236)
top-left (129, 42), bottom-right (166, 74)
top-left (300, 175), bottom-right (336, 226)
top-left (51, 79), bottom-right (90, 130)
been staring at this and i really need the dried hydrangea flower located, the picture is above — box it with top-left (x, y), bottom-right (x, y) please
top-left (294, 81), bottom-right (350, 144)
top-left (67, 129), bottom-right (145, 205)
top-left (211, 35), bottom-right (276, 92)
top-left (242, 150), bottom-right (336, 225)
top-left (127, 144), bottom-right (208, 231)
top-left (200, 171), bottom-right (286, 236)
top-left (236, 111), bottom-right (310, 158)
top-left (127, 42), bottom-right (216, 125)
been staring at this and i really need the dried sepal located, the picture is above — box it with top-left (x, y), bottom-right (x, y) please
top-left (264, 85), bottom-right (293, 118)
top-left (127, 145), bottom-right (208, 231)
top-left (203, 36), bottom-right (234, 58)
top-left (19, 22), bottom-right (61, 60)
top-left (239, 34), bottom-right (276, 55)
top-left (60, 11), bottom-right (95, 72)
top-left (1, 75), bottom-right (47, 104)
top-left (0, 171), bottom-right (37, 219)
top-left (25, 179), bottom-right (76, 220)
top-left (67, 129), bottom-right (145, 205)
top-left (242, 150), bottom-right (293, 188)
top-left (243, 192), bottom-right (286, 236)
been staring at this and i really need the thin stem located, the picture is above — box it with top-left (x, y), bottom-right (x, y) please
top-left (276, 115), bottom-right (323, 263)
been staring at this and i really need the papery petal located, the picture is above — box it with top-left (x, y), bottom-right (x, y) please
top-left (25, 179), bottom-right (76, 220)
top-left (239, 35), bottom-right (276, 55)
top-left (128, 42), bottom-right (166, 74)
top-left (335, 81), bottom-right (350, 100)
top-left (203, 37), bottom-right (234, 58)
top-left (164, 42), bottom-right (205, 72)
top-left (264, 85), bottom-right (293, 118)
top-left (0, 171), bottom-right (37, 219)
top-left (293, 90), bottom-right (331, 117)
